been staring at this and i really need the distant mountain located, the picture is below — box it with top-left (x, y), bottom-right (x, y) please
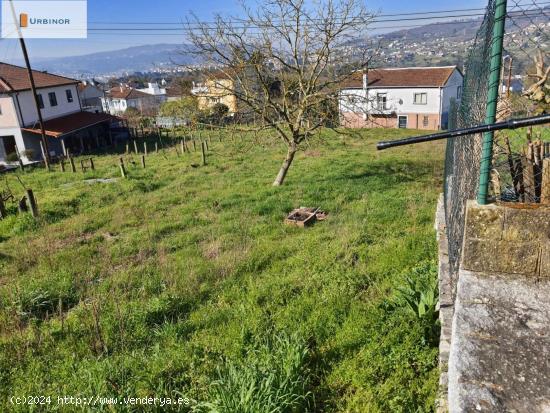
top-left (30, 8), bottom-right (548, 79)
top-left (34, 43), bottom-right (198, 78)
top-left (382, 19), bottom-right (481, 43)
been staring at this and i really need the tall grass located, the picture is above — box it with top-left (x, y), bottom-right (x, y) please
top-left (196, 333), bottom-right (312, 413)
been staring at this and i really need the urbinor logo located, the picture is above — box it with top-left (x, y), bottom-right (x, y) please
top-left (19, 12), bottom-right (71, 28)
top-left (2, 1), bottom-right (87, 39)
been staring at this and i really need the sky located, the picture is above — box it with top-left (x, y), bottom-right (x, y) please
top-left (0, 0), bottom-right (488, 62)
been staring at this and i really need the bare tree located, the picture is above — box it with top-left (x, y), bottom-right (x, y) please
top-left (186, 0), bottom-right (375, 185)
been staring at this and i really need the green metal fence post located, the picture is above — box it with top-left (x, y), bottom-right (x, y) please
top-left (477, 0), bottom-right (508, 205)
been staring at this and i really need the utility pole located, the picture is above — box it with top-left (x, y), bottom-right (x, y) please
top-left (506, 56), bottom-right (513, 98)
top-left (8, 0), bottom-right (50, 168)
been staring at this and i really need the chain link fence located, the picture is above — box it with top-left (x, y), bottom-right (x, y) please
top-left (444, 0), bottom-right (549, 289)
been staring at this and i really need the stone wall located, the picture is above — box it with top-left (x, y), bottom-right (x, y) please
top-left (435, 195), bottom-right (454, 413)
top-left (443, 200), bottom-right (550, 412)
top-left (461, 201), bottom-right (549, 277)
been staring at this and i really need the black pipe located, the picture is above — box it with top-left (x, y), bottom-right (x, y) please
top-left (376, 113), bottom-right (550, 150)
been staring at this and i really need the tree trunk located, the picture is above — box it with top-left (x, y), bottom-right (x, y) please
top-left (273, 145), bottom-right (297, 186)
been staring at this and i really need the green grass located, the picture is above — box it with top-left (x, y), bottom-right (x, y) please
top-left (0, 128), bottom-right (444, 412)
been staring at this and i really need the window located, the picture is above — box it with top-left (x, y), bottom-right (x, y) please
top-left (423, 116), bottom-right (429, 127)
top-left (376, 93), bottom-right (387, 110)
top-left (398, 115), bottom-right (407, 128)
top-left (1, 135), bottom-right (16, 157)
top-left (37, 94), bottom-right (44, 109)
top-left (66, 89), bottom-right (73, 103)
top-left (48, 92), bottom-right (58, 107)
top-left (457, 86), bottom-right (463, 100)
top-left (413, 92), bottom-right (427, 105)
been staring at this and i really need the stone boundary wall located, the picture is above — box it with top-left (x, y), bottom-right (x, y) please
top-left (435, 194), bottom-right (454, 413)
top-left (461, 200), bottom-right (549, 277)
top-left (440, 200), bottom-right (550, 412)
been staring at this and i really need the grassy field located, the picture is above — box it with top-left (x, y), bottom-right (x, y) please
top-left (0, 128), bottom-right (445, 412)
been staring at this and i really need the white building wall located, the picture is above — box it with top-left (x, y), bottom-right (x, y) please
top-left (0, 95), bottom-right (21, 128)
top-left (339, 87), bottom-right (442, 115)
top-left (441, 69), bottom-right (464, 113)
top-left (102, 97), bottom-right (127, 115)
top-left (17, 84), bottom-right (81, 125)
top-left (79, 84), bottom-right (104, 113)
top-left (0, 96), bottom-right (24, 163)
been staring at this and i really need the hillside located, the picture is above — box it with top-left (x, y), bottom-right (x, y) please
top-left (35, 43), bottom-right (197, 78)
top-left (32, 9), bottom-right (548, 78)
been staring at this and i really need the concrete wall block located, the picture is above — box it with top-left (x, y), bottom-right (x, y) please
top-left (462, 239), bottom-right (540, 276)
top-left (464, 201), bottom-right (504, 240)
top-left (503, 207), bottom-right (550, 243)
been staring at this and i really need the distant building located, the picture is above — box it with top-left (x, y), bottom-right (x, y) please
top-left (0, 62), bottom-right (122, 165)
top-left (137, 82), bottom-right (167, 105)
top-left (102, 85), bottom-right (158, 115)
top-left (339, 66), bottom-right (464, 130)
top-left (78, 80), bottom-right (104, 113)
top-left (191, 72), bottom-right (238, 114)
top-left (501, 75), bottom-right (523, 94)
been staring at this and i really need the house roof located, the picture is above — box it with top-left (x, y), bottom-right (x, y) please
top-left (166, 86), bottom-right (187, 98)
top-left (108, 86), bottom-right (152, 100)
top-left (0, 62), bottom-right (78, 93)
top-left (340, 66), bottom-right (460, 89)
top-left (78, 82), bottom-right (102, 92)
top-left (22, 111), bottom-right (121, 138)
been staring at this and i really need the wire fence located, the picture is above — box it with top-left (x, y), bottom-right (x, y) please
top-left (444, 0), bottom-right (549, 288)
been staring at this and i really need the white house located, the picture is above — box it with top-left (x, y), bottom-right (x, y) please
top-left (78, 81), bottom-right (104, 113)
top-left (102, 86), bottom-right (158, 115)
top-left (0, 62), bottom-right (121, 165)
top-left (339, 66), bottom-right (464, 130)
top-left (137, 82), bottom-right (167, 105)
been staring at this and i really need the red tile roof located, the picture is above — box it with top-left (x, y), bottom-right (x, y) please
top-left (108, 86), bottom-right (152, 100)
top-left (340, 66), bottom-right (460, 89)
top-left (22, 111), bottom-right (121, 138)
top-left (0, 62), bottom-right (78, 92)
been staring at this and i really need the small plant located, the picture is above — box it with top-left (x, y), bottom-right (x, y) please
top-left (396, 262), bottom-right (440, 345)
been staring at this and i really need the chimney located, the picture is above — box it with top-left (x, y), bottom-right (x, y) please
top-left (362, 70), bottom-right (368, 89)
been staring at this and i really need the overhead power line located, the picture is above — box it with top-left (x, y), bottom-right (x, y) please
top-left (87, 1), bottom-right (550, 25)
top-left (80, 9), bottom-right (548, 35)
top-left (78, 7), bottom-right (549, 34)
